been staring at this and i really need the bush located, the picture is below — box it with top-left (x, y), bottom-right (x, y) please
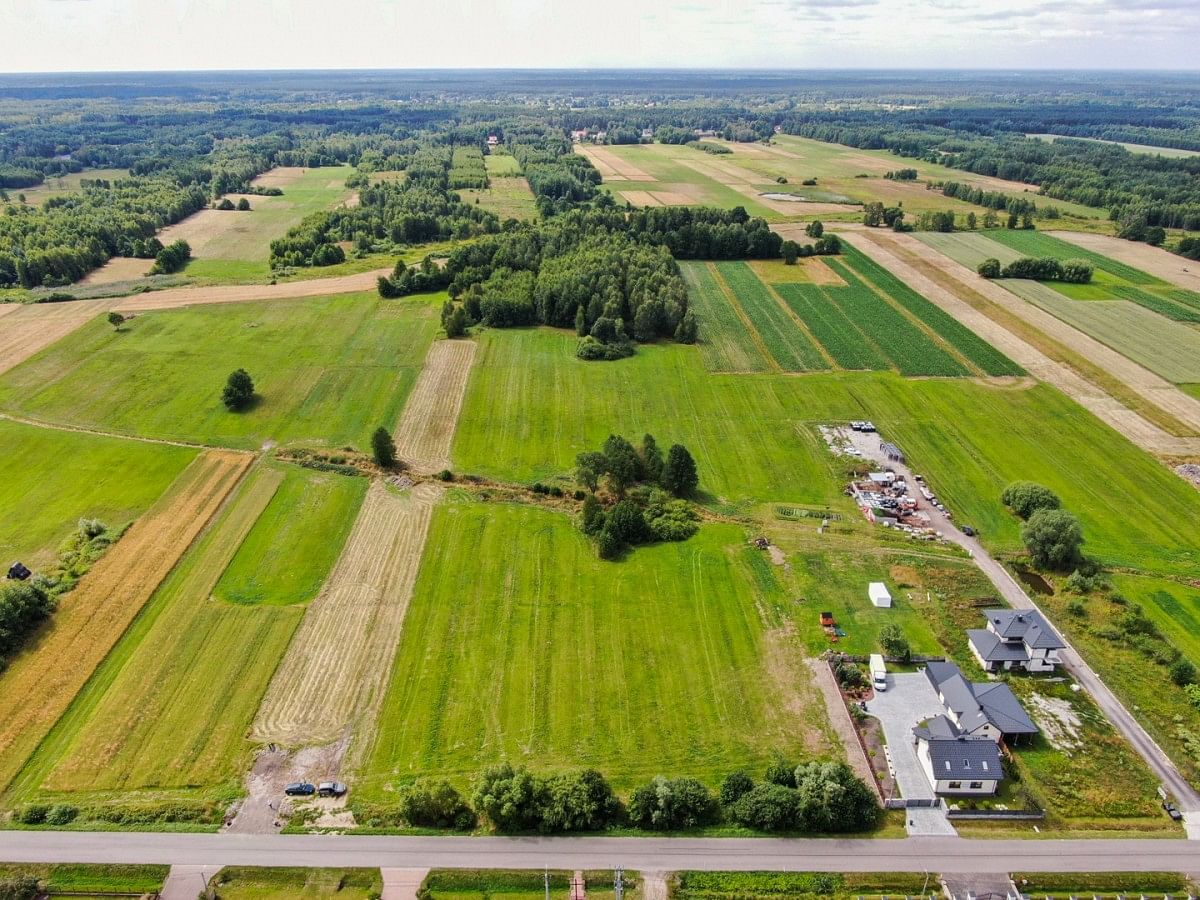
top-left (764, 757), bottom-right (797, 788)
top-left (237, 197), bottom-right (251, 211)
top-left (719, 770), bottom-right (754, 807)
top-left (793, 761), bottom-right (880, 832)
top-left (45, 803), bottom-right (78, 826)
top-left (0, 875), bottom-right (39, 900)
top-left (977, 257), bottom-right (1001, 278)
top-left (878, 623), bottom-right (911, 661)
top-left (436, 469), bottom-right (453, 481)
top-left (732, 783), bottom-right (799, 831)
top-left (1001, 481), bottom-right (1061, 519)
top-left (0, 580), bottom-right (55, 666)
top-left (537, 769), bottom-right (620, 833)
top-left (628, 776), bottom-right (718, 830)
top-left (396, 778), bottom-right (476, 830)
top-left (15, 803), bottom-right (48, 825)
top-left (576, 335), bottom-right (634, 361)
top-left (1170, 658), bottom-right (1197, 687)
top-left (471, 763), bottom-right (542, 832)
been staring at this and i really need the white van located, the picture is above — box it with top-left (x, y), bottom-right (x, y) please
top-left (869, 653), bottom-right (887, 692)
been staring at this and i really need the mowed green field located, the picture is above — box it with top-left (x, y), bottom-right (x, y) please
top-left (355, 501), bottom-right (838, 795)
top-left (0, 294), bottom-right (439, 450)
top-left (457, 176), bottom-right (538, 221)
top-left (16, 462), bottom-right (361, 801)
top-left (452, 329), bottom-right (1200, 576)
top-left (7, 168), bottom-right (132, 207)
top-left (180, 165), bottom-right (355, 283)
top-left (0, 418), bottom-right (196, 567)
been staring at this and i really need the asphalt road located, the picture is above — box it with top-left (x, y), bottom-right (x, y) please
top-left (2, 832), bottom-right (1200, 873)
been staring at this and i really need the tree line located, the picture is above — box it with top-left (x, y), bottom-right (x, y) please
top-left (977, 256), bottom-right (1093, 283)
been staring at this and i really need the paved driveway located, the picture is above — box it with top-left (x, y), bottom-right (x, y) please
top-left (867, 671), bottom-right (956, 835)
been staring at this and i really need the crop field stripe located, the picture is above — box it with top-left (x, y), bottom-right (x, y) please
top-left (393, 339), bottom-right (477, 473)
top-left (253, 481), bottom-right (442, 748)
top-left (712, 262), bottom-right (828, 372)
top-left (0, 450), bottom-right (252, 794)
top-left (821, 257), bottom-right (970, 377)
top-left (677, 262), bottom-right (772, 373)
top-left (837, 243), bottom-right (1024, 376)
top-left (1110, 285), bottom-right (1200, 323)
top-left (773, 282), bottom-right (889, 371)
top-left (984, 230), bottom-right (1162, 285)
top-left (37, 465), bottom-right (302, 793)
top-left (702, 262), bottom-right (782, 372)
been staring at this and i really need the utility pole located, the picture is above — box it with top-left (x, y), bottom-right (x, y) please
top-left (614, 867), bottom-right (624, 900)
top-left (544, 866), bottom-right (550, 900)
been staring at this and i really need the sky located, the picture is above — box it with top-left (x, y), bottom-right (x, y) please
top-left (0, 0), bottom-right (1197, 72)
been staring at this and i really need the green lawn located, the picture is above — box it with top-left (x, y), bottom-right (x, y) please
top-left (0, 293), bottom-right (439, 450)
top-left (452, 328), bottom-right (1200, 576)
top-left (0, 864), bottom-right (168, 895)
top-left (215, 465), bottom-right (367, 605)
top-left (210, 867), bottom-right (382, 900)
top-left (354, 500), bottom-right (839, 795)
top-left (14, 464), bottom-right (355, 802)
top-left (0, 418), bottom-right (196, 567)
top-left (458, 177), bottom-right (538, 221)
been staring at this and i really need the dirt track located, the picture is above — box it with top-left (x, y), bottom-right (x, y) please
top-left (251, 481), bottom-right (441, 747)
top-left (842, 231), bottom-right (1200, 457)
top-left (393, 339), bottom-right (477, 473)
top-left (1049, 231), bottom-right (1200, 293)
top-left (0, 450), bottom-right (251, 793)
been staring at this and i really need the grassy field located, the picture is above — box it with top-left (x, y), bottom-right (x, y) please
top-left (22, 464), bottom-right (316, 798)
top-left (673, 871), bottom-right (930, 900)
top-left (354, 501), bottom-right (839, 795)
top-left (210, 867), bottom-right (382, 900)
top-left (457, 176), bottom-right (538, 220)
top-left (0, 864), bottom-right (168, 895)
top-left (0, 418), bottom-right (196, 567)
top-left (452, 329), bottom-right (1200, 576)
top-left (215, 465), bottom-right (367, 606)
top-left (0, 293), bottom-right (439, 450)
top-left (419, 870), bottom-right (626, 900)
top-left (1028, 133), bottom-right (1200, 159)
top-left (6, 168), bottom-right (131, 206)
top-left (176, 166), bottom-right (355, 283)
top-left (713, 262), bottom-right (828, 371)
top-left (679, 261), bottom-right (773, 372)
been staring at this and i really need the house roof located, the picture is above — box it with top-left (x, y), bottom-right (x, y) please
top-left (925, 734), bottom-right (1004, 781)
top-left (924, 661), bottom-right (1039, 737)
top-left (913, 713), bottom-right (961, 741)
top-left (969, 629), bottom-right (1030, 663)
top-left (984, 608), bottom-right (1065, 650)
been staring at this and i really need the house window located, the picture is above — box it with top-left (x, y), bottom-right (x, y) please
top-left (969, 781), bottom-right (982, 789)
top-left (948, 781), bottom-right (962, 789)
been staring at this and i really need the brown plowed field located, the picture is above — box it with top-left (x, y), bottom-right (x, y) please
top-left (0, 449), bottom-right (251, 792)
top-left (251, 481), bottom-right (442, 747)
top-left (393, 339), bottom-right (477, 473)
top-left (574, 144), bottom-right (653, 181)
top-left (844, 231), bottom-right (1200, 457)
top-left (1049, 231), bottom-right (1200, 294)
top-left (0, 300), bottom-right (113, 376)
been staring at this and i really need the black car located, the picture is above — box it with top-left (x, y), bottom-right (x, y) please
top-left (961, 525), bottom-right (976, 537)
top-left (1163, 800), bottom-right (1183, 821)
top-left (284, 782), bottom-right (316, 796)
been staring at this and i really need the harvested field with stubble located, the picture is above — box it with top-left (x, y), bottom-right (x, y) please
top-left (253, 481), bottom-right (443, 749)
top-left (393, 339), bottom-right (477, 472)
top-left (0, 300), bottom-right (112, 376)
top-left (0, 450), bottom-right (251, 793)
top-left (574, 144), bottom-right (653, 181)
top-left (1051, 231), bottom-right (1200, 293)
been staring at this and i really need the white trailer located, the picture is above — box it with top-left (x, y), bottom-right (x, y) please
top-left (869, 653), bottom-right (887, 691)
top-left (868, 581), bottom-right (892, 608)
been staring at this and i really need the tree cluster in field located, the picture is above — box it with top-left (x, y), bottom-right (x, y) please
top-left (375, 757), bottom-right (877, 835)
top-left (977, 256), bottom-right (1093, 283)
top-left (147, 239), bottom-right (191, 275)
top-left (687, 140), bottom-right (732, 155)
top-left (1001, 482), bottom-right (1085, 572)
top-left (576, 435), bottom-right (699, 558)
top-left (938, 182), bottom-right (1040, 217)
top-left (861, 202), bottom-right (907, 230)
top-left (884, 168), bottom-right (918, 180)
top-left (0, 519), bottom-right (112, 669)
top-left (0, 873), bottom-right (39, 900)
top-left (377, 255), bottom-right (453, 299)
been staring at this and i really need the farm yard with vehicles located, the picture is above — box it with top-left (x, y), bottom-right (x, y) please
top-left (1, 69), bottom-right (1200, 885)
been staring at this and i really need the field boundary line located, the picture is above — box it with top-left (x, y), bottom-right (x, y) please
top-left (0, 411), bottom-right (233, 451)
top-left (763, 282), bottom-right (839, 370)
top-left (706, 262), bottom-right (782, 373)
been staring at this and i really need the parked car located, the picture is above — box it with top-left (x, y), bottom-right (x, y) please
top-left (962, 525), bottom-right (976, 537)
top-left (1163, 800), bottom-right (1183, 821)
top-left (284, 782), bottom-right (316, 796)
top-left (318, 781), bottom-right (347, 797)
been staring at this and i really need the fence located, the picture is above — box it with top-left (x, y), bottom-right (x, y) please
top-left (946, 807), bottom-right (1044, 820)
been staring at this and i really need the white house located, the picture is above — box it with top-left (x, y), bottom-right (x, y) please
top-left (924, 661), bottom-right (1039, 745)
top-left (868, 582), bottom-right (892, 608)
top-left (914, 718), bottom-right (1003, 796)
top-left (967, 609), bottom-right (1064, 673)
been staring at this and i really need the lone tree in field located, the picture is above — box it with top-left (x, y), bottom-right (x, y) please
top-left (1021, 508), bottom-right (1084, 571)
top-left (1001, 481), bottom-right (1061, 519)
top-left (372, 426), bottom-right (397, 468)
top-left (805, 220), bottom-right (824, 238)
top-left (106, 311), bottom-right (125, 331)
top-left (781, 240), bottom-right (800, 265)
top-left (661, 444), bottom-right (699, 497)
top-left (221, 369), bottom-right (255, 412)
top-left (977, 258), bottom-right (1001, 279)
top-left (237, 197), bottom-right (251, 211)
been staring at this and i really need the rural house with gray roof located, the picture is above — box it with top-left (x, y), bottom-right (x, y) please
top-left (968, 608), bottom-right (1065, 673)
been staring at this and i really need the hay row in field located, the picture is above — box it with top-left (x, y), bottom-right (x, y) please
top-left (252, 481), bottom-right (442, 747)
top-left (0, 450), bottom-right (251, 792)
top-left (393, 339), bottom-right (477, 473)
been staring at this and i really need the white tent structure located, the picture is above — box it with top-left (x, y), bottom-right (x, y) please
top-left (868, 582), bottom-right (892, 608)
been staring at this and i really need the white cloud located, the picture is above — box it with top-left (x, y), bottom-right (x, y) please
top-left (0, 0), bottom-right (1195, 71)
